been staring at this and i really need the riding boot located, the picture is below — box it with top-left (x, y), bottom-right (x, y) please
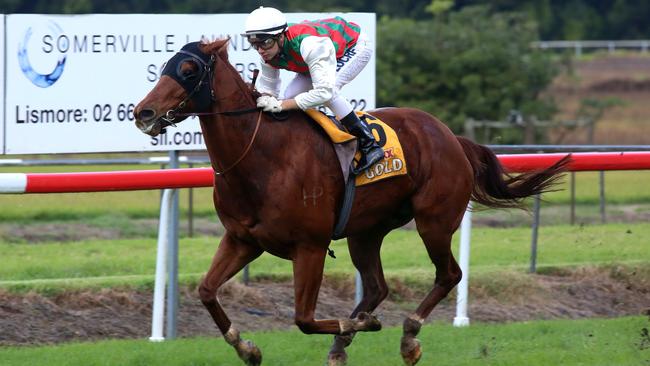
top-left (340, 111), bottom-right (385, 175)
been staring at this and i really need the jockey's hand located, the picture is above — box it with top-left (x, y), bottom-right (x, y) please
top-left (256, 95), bottom-right (283, 113)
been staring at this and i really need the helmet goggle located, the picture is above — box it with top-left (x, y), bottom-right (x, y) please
top-left (247, 34), bottom-right (279, 50)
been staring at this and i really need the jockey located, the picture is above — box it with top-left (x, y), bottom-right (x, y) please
top-left (242, 6), bottom-right (384, 174)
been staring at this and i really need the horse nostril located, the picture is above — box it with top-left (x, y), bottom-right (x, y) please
top-left (138, 108), bottom-right (156, 122)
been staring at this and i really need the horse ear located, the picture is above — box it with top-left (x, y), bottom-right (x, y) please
top-left (217, 37), bottom-right (231, 61)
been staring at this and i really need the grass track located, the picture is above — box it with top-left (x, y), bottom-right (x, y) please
top-left (1, 317), bottom-right (648, 365)
top-left (1, 223), bottom-right (648, 292)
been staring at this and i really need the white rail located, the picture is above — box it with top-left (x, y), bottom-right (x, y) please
top-left (533, 40), bottom-right (650, 56)
top-left (150, 188), bottom-right (176, 341)
top-left (453, 203), bottom-right (472, 327)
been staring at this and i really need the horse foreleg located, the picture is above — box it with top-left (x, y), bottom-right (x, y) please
top-left (199, 232), bottom-right (264, 366)
top-left (292, 245), bottom-right (382, 337)
top-left (328, 333), bottom-right (355, 366)
top-left (328, 232), bottom-right (388, 366)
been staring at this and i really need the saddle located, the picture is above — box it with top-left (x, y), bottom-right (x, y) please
top-left (305, 109), bottom-right (408, 240)
top-left (305, 109), bottom-right (407, 186)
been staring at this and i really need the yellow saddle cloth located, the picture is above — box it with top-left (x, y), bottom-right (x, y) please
top-left (305, 109), bottom-right (408, 186)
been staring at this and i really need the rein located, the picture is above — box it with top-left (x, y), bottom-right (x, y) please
top-left (213, 111), bottom-right (263, 176)
top-left (173, 106), bottom-right (260, 119)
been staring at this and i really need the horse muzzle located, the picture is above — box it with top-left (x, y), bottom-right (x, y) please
top-left (135, 118), bottom-right (164, 136)
top-left (134, 106), bottom-right (166, 136)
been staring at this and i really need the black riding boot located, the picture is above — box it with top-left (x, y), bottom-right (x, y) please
top-left (340, 111), bottom-right (385, 174)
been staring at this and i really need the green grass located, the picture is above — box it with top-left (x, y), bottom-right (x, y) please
top-left (1, 316), bottom-right (647, 366)
top-left (2, 166), bottom-right (650, 220)
top-left (543, 170), bottom-right (650, 205)
top-left (1, 223), bottom-right (648, 292)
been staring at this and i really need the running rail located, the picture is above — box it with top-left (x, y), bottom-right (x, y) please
top-left (2, 152), bottom-right (650, 193)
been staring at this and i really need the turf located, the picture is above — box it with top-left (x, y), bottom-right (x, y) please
top-left (0, 223), bottom-right (647, 292)
top-left (1, 316), bottom-right (647, 366)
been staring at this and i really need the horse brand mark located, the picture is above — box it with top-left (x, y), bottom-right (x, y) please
top-left (302, 186), bottom-right (324, 207)
top-left (364, 158), bottom-right (404, 180)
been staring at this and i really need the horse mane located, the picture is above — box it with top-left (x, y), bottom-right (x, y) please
top-left (200, 38), bottom-right (261, 101)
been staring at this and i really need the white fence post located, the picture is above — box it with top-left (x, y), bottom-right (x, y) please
top-left (150, 188), bottom-right (175, 341)
top-left (355, 271), bottom-right (363, 305)
top-left (166, 151), bottom-right (180, 339)
top-left (453, 203), bottom-right (472, 327)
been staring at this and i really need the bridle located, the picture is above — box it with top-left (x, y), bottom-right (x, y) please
top-left (158, 42), bottom-right (263, 175)
top-left (158, 42), bottom-right (218, 128)
top-left (160, 49), bottom-right (216, 126)
top-left (159, 42), bottom-right (259, 129)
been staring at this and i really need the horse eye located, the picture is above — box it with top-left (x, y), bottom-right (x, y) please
top-left (181, 68), bottom-right (196, 80)
top-left (179, 61), bottom-right (199, 80)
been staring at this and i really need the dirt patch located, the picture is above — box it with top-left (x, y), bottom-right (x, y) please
top-left (547, 54), bottom-right (650, 144)
top-left (0, 223), bottom-right (124, 243)
top-left (1, 267), bottom-right (648, 346)
top-left (589, 78), bottom-right (650, 93)
top-left (0, 217), bottom-right (225, 244)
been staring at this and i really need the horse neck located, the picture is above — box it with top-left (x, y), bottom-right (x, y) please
top-left (213, 55), bottom-right (255, 113)
top-left (199, 56), bottom-right (266, 175)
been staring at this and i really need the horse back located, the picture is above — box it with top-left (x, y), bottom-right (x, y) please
top-left (365, 107), bottom-right (471, 187)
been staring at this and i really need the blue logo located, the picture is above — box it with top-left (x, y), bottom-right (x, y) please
top-left (18, 21), bottom-right (67, 88)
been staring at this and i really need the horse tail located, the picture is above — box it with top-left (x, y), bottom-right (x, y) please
top-left (456, 136), bottom-right (570, 209)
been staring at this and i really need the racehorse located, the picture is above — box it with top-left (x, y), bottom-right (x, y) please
top-left (134, 39), bottom-right (568, 366)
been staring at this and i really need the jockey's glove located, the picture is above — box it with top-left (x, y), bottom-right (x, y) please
top-left (256, 95), bottom-right (283, 113)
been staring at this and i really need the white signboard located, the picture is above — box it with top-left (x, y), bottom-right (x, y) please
top-left (3, 13), bottom-right (376, 154)
top-left (1, 15), bottom-right (5, 154)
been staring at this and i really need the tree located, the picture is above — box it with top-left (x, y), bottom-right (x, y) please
top-left (377, 6), bottom-right (559, 138)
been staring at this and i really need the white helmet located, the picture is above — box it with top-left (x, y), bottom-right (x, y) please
top-left (242, 6), bottom-right (287, 39)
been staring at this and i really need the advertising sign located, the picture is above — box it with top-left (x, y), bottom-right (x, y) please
top-left (3, 13), bottom-right (376, 154)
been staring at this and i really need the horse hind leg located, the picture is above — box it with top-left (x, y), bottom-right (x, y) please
top-left (328, 232), bottom-right (389, 366)
top-left (401, 211), bottom-right (463, 365)
top-left (198, 232), bottom-right (264, 366)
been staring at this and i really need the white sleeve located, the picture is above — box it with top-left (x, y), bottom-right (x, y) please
top-left (293, 36), bottom-right (336, 110)
top-left (257, 61), bottom-right (281, 97)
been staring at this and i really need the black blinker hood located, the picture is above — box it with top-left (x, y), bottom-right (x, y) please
top-left (161, 42), bottom-right (215, 112)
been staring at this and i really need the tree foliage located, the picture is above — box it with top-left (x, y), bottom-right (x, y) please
top-left (2, 0), bottom-right (649, 40)
top-left (455, 0), bottom-right (650, 40)
top-left (377, 6), bottom-right (558, 133)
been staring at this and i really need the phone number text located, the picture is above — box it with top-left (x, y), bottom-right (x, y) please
top-left (15, 104), bottom-right (136, 124)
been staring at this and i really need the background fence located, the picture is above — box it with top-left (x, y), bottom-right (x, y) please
top-left (533, 40), bottom-right (650, 56)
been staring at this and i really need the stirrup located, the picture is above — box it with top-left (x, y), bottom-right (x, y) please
top-left (352, 147), bottom-right (384, 175)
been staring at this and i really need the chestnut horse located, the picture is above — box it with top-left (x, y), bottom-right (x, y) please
top-left (134, 39), bottom-right (567, 366)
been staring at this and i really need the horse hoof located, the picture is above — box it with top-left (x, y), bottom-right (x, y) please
top-left (327, 351), bottom-right (348, 366)
top-left (356, 312), bottom-right (382, 332)
top-left (236, 339), bottom-right (262, 366)
top-left (400, 336), bottom-right (422, 366)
